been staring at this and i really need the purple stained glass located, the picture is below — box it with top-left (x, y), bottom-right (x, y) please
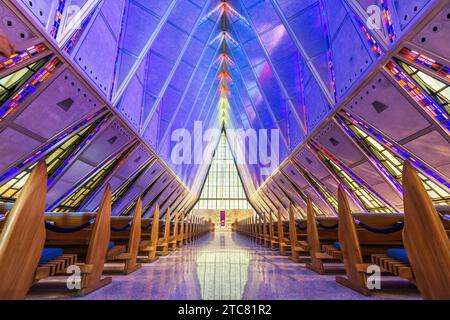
top-left (220, 210), bottom-right (226, 227)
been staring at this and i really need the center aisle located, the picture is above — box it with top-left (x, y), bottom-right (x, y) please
top-left (35, 231), bottom-right (421, 300)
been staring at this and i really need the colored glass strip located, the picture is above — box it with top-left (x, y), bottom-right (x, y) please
top-left (111, 160), bottom-right (154, 208)
top-left (309, 140), bottom-right (394, 213)
top-left (335, 114), bottom-right (403, 194)
top-left (0, 57), bottom-right (61, 121)
top-left (277, 175), bottom-right (326, 216)
top-left (336, 113), bottom-right (450, 205)
top-left (396, 59), bottom-right (450, 119)
top-left (293, 161), bottom-right (339, 213)
top-left (398, 47), bottom-right (450, 82)
top-left (379, 0), bottom-right (396, 43)
top-left (50, 141), bottom-right (135, 212)
top-left (51, 0), bottom-right (67, 39)
top-left (385, 60), bottom-right (450, 131)
top-left (119, 167), bottom-right (164, 217)
top-left (352, 12), bottom-right (383, 57)
top-left (0, 43), bottom-right (48, 71)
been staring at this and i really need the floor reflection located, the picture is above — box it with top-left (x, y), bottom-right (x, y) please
top-left (30, 231), bottom-right (421, 300)
top-left (197, 233), bottom-right (249, 300)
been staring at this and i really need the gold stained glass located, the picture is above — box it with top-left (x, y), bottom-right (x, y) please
top-left (310, 144), bottom-right (393, 214)
top-left (396, 59), bottom-right (450, 116)
top-left (54, 157), bottom-right (120, 213)
top-left (340, 116), bottom-right (450, 205)
top-left (0, 58), bottom-right (49, 105)
top-left (0, 120), bottom-right (100, 203)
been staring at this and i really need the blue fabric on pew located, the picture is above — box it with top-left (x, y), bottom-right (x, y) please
top-left (354, 219), bottom-right (404, 234)
top-left (295, 221), bottom-right (307, 231)
top-left (142, 222), bottom-right (153, 231)
top-left (39, 248), bottom-right (63, 265)
top-left (45, 220), bottom-right (94, 233)
top-left (333, 242), bottom-right (341, 250)
top-left (317, 222), bottom-right (339, 230)
top-left (111, 222), bottom-right (131, 232)
top-left (108, 242), bottom-right (115, 250)
top-left (387, 248), bottom-right (410, 265)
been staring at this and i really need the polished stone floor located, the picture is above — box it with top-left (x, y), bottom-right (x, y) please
top-left (30, 231), bottom-right (421, 300)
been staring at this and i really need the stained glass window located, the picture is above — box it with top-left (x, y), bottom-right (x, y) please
top-left (309, 142), bottom-right (393, 213)
top-left (0, 116), bottom-right (104, 203)
top-left (53, 143), bottom-right (135, 212)
top-left (111, 160), bottom-right (156, 210)
top-left (276, 175), bottom-right (326, 216)
top-left (0, 58), bottom-right (49, 105)
top-left (396, 59), bottom-right (450, 116)
top-left (338, 114), bottom-right (450, 205)
top-left (293, 162), bottom-right (339, 214)
top-left (123, 172), bottom-right (170, 217)
top-left (194, 132), bottom-right (251, 210)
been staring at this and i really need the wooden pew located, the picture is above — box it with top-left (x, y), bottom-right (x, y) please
top-left (183, 215), bottom-right (190, 245)
top-left (329, 185), bottom-right (404, 295)
top-left (193, 216), bottom-right (199, 240)
top-left (303, 200), bottom-right (340, 273)
top-left (157, 208), bottom-right (171, 256)
top-left (263, 213), bottom-right (270, 247)
top-left (276, 208), bottom-right (290, 256)
top-left (0, 162), bottom-right (48, 299)
top-left (139, 204), bottom-right (160, 263)
top-left (252, 216), bottom-right (258, 242)
top-left (44, 186), bottom-right (114, 296)
top-left (372, 162), bottom-right (450, 299)
top-left (287, 204), bottom-right (309, 263)
top-left (106, 198), bottom-right (142, 274)
top-left (177, 211), bottom-right (186, 247)
top-left (0, 162), bottom-right (79, 299)
top-left (268, 212), bottom-right (280, 250)
top-left (190, 216), bottom-right (195, 242)
top-left (257, 215), bottom-right (264, 245)
top-left (168, 210), bottom-right (179, 251)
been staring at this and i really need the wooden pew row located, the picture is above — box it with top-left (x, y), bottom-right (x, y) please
top-left (0, 162), bottom-right (113, 298)
top-left (45, 196), bottom-right (149, 278)
top-left (43, 187), bottom-right (114, 296)
top-left (234, 163), bottom-right (450, 300)
top-left (139, 205), bottom-right (161, 263)
top-left (168, 210), bottom-right (180, 251)
top-left (370, 163), bottom-right (450, 300)
top-left (106, 199), bottom-right (142, 274)
top-left (0, 161), bottom-right (212, 300)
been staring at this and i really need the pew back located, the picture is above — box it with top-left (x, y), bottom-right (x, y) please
top-left (0, 161), bottom-right (47, 300)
